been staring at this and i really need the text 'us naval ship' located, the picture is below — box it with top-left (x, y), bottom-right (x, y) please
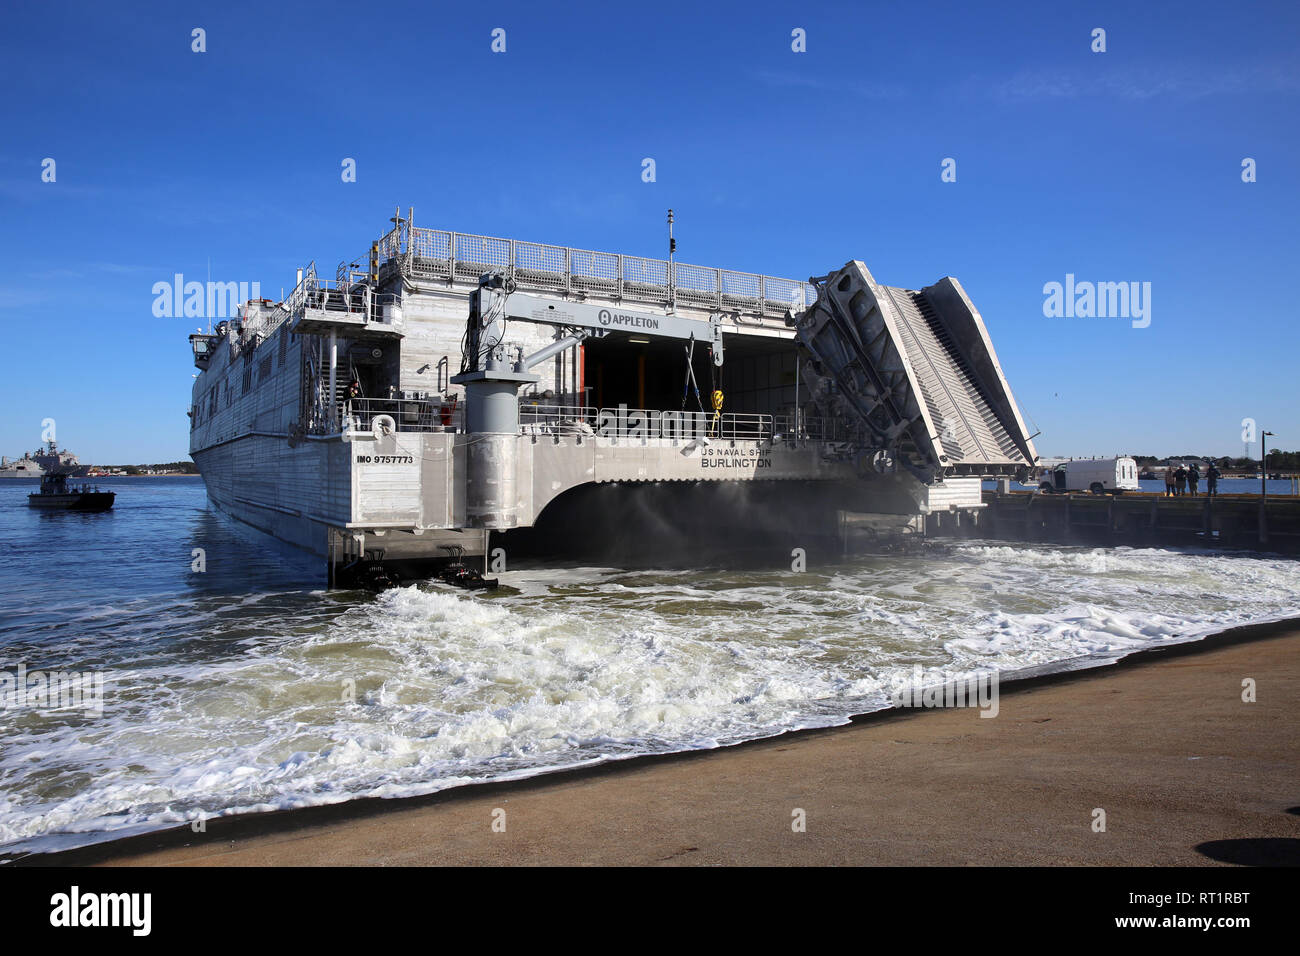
top-left (187, 209), bottom-right (1039, 586)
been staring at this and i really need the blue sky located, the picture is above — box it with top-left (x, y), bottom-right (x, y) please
top-left (1, 0), bottom-right (1297, 462)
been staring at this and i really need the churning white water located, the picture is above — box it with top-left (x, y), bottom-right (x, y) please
top-left (2, 511), bottom-right (1297, 858)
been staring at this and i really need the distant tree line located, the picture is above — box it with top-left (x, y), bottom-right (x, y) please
top-left (98, 461), bottom-right (199, 474)
top-left (1131, 452), bottom-right (1299, 470)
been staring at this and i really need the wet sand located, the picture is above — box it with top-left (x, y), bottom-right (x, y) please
top-left (26, 621), bottom-right (1300, 867)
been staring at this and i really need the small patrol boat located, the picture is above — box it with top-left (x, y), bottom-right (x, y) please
top-left (27, 472), bottom-right (115, 511)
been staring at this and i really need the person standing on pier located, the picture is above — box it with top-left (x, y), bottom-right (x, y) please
top-left (1206, 462), bottom-right (1221, 496)
top-left (1164, 467), bottom-right (1177, 497)
top-left (1188, 462), bottom-right (1200, 496)
top-left (1175, 465), bottom-right (1188, 495)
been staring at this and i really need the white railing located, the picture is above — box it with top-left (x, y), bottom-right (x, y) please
top-left (336, 250), bottom-right (371, 289)
top-left (348, 398), bottom-right (458, 433)
top-left (283, 260), bottom-right (316, 316)
top-left (517, 405), bottom-right (840, 442)
top-left (772, 414), bottom-right (847, 442)
top-left (291, 278), bottom-right (401, 328)
top-left (377, 225), bottom-right (817, 317)
top-left (518, 404), bottom-right (597, 433)
top-left (305, 398), bottom-right (843, 441)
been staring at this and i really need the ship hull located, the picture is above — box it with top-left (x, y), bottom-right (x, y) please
top-left (191, 435), bottom-right (351, 558)
top-left (192, 433), bottom-right (490, 584)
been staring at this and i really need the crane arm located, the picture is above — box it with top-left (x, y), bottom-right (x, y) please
top-left (465, 273), bottom-right (724, 375)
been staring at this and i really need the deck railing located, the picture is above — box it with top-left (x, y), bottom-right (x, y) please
top-left (348, 398), bottom-right (458, 433)
top-left (300, 282), bottom-right (402, 324)
top-left (518, 404), bottom-right (845, 442)
top-left (377, 225), bottom-right (817, 318)
top-left (320, 399), bottom-right (843, 442)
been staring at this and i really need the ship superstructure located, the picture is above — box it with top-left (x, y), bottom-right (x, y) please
top-left (187, 209), bottom-right (1038, 584)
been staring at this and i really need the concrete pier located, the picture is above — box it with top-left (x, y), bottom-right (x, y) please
top-left (931, 491), bottom-right (1300, 553)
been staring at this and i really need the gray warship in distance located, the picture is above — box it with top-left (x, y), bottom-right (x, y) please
top-left (0, 441), bottom-right (88, 478)
top-left (0, 455), bottom-right (44, 478)
top-left (187, 209), bottom-right (1039, 587)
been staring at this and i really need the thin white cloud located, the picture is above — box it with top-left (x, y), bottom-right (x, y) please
top-left (24, 262), bottom-right (154, 281)
top-left (0, 286), bottom-right (50, 309)
top-left (987, 60), bottom-right (1300, 102)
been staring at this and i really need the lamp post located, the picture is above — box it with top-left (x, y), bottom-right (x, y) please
top-left (1260, 430), bottom-right (1275, 546)
top-left (1262, 431), bottom-right (1274, 500)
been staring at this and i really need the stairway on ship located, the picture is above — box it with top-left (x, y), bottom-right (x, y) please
top-left (792, 260), bottom-right (1037, 478)
top-left (879, 286), bottom-right (1024, 467)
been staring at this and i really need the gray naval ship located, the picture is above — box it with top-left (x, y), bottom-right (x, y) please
top-left (0, 441), bottom-right (88, 478)
top-left (0, 455), bottom-right (44, 478)
top-left (188, 209), bottom-right (1039, 587)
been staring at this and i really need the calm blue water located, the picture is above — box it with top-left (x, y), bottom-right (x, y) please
top-left (0, 476), bottom-right (328, 651)
top-left (2, 475), bottom-right (1299, 857)
top-left (1136, 478), bottom-right (1296, 495)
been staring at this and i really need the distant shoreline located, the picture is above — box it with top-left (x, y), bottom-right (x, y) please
top-left (0, 472), bottom-right (199, 479)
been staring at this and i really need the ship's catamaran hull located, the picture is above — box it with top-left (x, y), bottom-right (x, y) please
top-left (187, 214), bottom-right (1036, 585)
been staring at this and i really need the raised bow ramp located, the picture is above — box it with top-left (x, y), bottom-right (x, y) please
top-left (795, 261), bottom-right (1038, 480)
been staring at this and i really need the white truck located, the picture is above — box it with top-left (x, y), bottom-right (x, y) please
top-left (1037, 457), bottom-right (1140, 495)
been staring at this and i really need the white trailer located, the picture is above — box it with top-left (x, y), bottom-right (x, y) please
top-left (1037, 457), bottom-right (1140, 495)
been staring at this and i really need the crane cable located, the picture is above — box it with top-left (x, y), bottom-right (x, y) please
top-left (681, 338), bottom-right (705, 413)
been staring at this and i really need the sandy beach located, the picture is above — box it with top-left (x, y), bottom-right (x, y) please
top-left (25, 620), bottom-right (1299, 867)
